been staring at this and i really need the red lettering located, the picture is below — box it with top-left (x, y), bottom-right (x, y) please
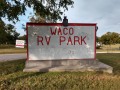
top-left (69, 28), bottom-right (74, 35)
top-left (50, 27), bottom-right (74, 35)
top-left (58, 27), bottom-right (62, 35)
top-left (37, 36), bottom-right (51, 45)
top-left (45, 36), bottom-right (51, 45)
top-left (37, 36), bottom-right (43, 45)
top-left (74, 36), bottom-right (81, 45)
top-left (81, 36), bottom-right (86, 45)
top-left (59, 36), bottom-right (66, 45)
top-left (50, 27), bottom-right (56, 35)
top-left (67, 36), bottom-right (73, 45)
top-left (63, 28), bottom-right (68, 35)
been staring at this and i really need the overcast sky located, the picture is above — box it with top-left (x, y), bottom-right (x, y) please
top-left (63, 0), bottom-right (120, 36)
top-left (4, 0), bottom-right (120, 36)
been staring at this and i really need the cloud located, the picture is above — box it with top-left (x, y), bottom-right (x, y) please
top-left (64, 0), bottom-right (120, 36)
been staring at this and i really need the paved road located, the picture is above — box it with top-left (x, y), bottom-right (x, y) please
top-left (0, 53), bottom-right (26, 62)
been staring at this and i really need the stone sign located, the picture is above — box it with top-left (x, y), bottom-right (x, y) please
top-left (24, 23), bottom-right (113, 74)
top-left (27, 23), bottom-right (96, 60)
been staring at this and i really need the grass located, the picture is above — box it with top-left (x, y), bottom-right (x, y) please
top-left (0, 53), bottom-right (120, 90)
top-left (96, 44), bottom-right (120, 52)
top-left (0, 44), bottom-right (26, 54)
top-left (0, 48), bottom-right (26, 54)
top-left (97, 53), bottom-right (120, 75)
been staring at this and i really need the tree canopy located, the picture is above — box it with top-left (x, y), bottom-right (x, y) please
top-left (0, 0), bottom-right (74, 23)
top-left (0, 0), bottom-right (74, 44)
top-left (0, 20), bottom-right (20, 44)
top-left (100, 32), bottom-right (120, 45)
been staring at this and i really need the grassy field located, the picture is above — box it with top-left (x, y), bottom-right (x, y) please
top-left (96, 44), bottom-right (120, 52)
top-left (0, 48), bottom-right (26, 54)
top-left (0, 45), bottom-right (26, 54)
top-left (0, 53), bottom-right (120, 90)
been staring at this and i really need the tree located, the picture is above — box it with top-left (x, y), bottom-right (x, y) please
top-left (100, 32), bottom-right (120, 45)
top-left (18, 35), bottom-right (26, 41)
top-left (111, 32), bottom-right (120, 44)
top-left (0, 23), bottom-right (20, 44)
top-left (0, 20), bottom-right (8, 44)
top-left (29, 14), bottom-right (47, 23)
top-left (96, 36), bottom-right (100, 42)
top-left (5, 24), bottom-right (20, 44)
top-left (0, 0), bottom-right (74, 23)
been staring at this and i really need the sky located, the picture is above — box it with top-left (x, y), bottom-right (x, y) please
top-left (62, 0), bottom-right (120, 36)
top-left (3, 0), bottom-right (120, 37)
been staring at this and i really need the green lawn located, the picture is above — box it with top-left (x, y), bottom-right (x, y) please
top-left (0, 48), bottom-right (26, 54)
top-left (0, 53), bottom-right (120, 90)
top-left (0, 45), bottom-right (26, 54)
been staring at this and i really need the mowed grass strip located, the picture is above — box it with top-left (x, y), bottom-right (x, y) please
top-left (0, 48), bottom-right (26, 54)
top-left (0, 45), bottom-right (26, 54)
top-left (96, 44), bottom-right (120, 52)
top-left (0, 53), bottom-right (120, 90)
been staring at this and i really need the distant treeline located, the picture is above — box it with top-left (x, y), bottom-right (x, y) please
top-left (0, 20), bottom-right (26, 45)
top-left (97, 32), bottom-right (120, 45)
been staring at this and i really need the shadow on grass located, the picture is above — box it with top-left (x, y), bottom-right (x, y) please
top-left (97, 53), bottom-right (120, 75)
top-left (0, 59), bottom-right (26, 75)
top-left (9, 72), bottom-right (45, 82)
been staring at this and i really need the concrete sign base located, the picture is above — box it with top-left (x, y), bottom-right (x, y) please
top-left (23, 59), bottom-right (113, 74)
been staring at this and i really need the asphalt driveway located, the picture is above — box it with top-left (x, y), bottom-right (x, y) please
top-left (0, 53), bottom-right (26, 62)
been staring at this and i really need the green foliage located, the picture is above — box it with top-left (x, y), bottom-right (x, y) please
top-left (0, 20), bottom-right (7, 44)
top-left (18, 35), bottom-right (26, 41)
top-left (0, 0), bottom-right (74, 44)
top-left (0, 0), bottom-right (26, 22)
top-left (96, 36), bottom-right (100, 42)
top-left (100, 32), bottom-right (120, 45)
top-left (0, 20), bottom-right (20, 44)
top-left (0, 54), bottom-right (120, 90)
top-left (0, 0), bottom-right (74, 23)
top-left (5, 24), bottom-right (20, 44)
